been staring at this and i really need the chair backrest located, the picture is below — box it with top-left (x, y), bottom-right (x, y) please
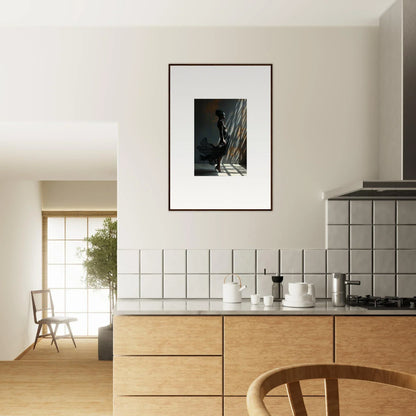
top-left (246, 364), bottom-right (416, 416)
top-left (31, 289), bottom-right (55, 324)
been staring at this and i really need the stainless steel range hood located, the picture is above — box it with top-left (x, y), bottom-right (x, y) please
top-left (324, 0), bottom-right (416, 200)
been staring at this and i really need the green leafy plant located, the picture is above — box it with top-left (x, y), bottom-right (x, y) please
top-left (81, 218), bottom-right (117, 325)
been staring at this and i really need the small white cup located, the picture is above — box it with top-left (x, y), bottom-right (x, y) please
top-left (251, 294), bottom-right (260, 305)
top-left (263, 295), bottom-right (274, 306)
top-left (307, 283), bottom-right (316, 302)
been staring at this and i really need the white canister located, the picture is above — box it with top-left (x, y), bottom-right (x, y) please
top-left (223, 275), bottom-right (247, 303)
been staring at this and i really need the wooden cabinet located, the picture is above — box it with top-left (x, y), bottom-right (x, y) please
top-left (335, 316), bottom-right (416, 416)
top-left (224, 316), bottom-right (333, 396)
top-left (113, 316), bottom-right (223, 416)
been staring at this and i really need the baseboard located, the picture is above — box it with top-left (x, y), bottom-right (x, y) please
top-left (14, 343), bottom-right (34, 360)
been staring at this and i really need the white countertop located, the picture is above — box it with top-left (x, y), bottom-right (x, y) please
top-left (115, 299), bottom-right (416, 316)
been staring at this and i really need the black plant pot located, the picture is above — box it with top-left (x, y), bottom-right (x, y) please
top-left (98, 325), bottom-right (113, 361)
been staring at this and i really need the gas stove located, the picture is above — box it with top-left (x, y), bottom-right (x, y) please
top-left (347, 295), bottom-right (416, 310)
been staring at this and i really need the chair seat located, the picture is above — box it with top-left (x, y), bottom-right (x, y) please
top-left (39, 316), bottom-right (77, 324)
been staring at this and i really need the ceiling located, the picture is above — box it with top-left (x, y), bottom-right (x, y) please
top-left (0, 0), bottom-right (397, 27)
top-left (0, 123), bottom-right (117, 180)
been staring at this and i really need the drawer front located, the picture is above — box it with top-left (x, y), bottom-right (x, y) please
top-left (114, 396), bottom-right (223, 416)
top-left (224, 316), bottom-right (333, 395)
top-left (114, 356), bottom-right (222, 396)
top-left (114, 316), bottom-right (222, 355)
top-left (336, 317), bottom-right (416, 372)
top-left (225, 396), bottom-right (326, 416)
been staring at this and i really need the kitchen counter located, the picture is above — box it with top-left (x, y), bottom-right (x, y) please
top-left (115, 299), bottom-right (416, 316)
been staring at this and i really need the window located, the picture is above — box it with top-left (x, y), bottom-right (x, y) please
top-left (43, 212), bottom-right (116, 336)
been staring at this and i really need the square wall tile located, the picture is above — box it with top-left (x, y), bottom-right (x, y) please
top-left (374, 250), bottom-right (395, 274)
top-left (304, 274), bottom-right (326, 298)
top-left (397, 275), bottom-right (416, 297)
top-left (210, 250), bottom-right (232, 274)
top-left (256, 275), bottom-right (273, 297)
top-left (187, 250), bottom-right (209, 274)
top-left (304, 250), bottom-right (326, 274)
top-left (327, 250), bottom-right (348, 274)
top-left (117, 274), bottom-right (140, 298)
top-left (397, 250), bottom-right (416, 274)
top-left (282, 275), bottom-right (303, 296)
top-left (117, 250), bottom-right (139, 274)
top-left (397, 201), bottom-right (416, 224)
top-left (349, 275), bottom-right (372, 296)
top-left (233, 250), bottom-right (256, 274)
top-left (350, 250), bottom-right (372, 274)
top-left (210, 274), bottom-right (227, 298)
top-left (397, 226), bottom-right (416, 249)
top-left (327, 200), bottom-right (349, 224)
top-left (164, 274), bottom-right (186, 298)
top-left (164, 250), bottom-right (186, 274)
top-left (374, 201), bottom-right (395, 224)
top-left (374, 275), bottom-right (396, 297)
top-left (187, 274), bottom-right (209, 298)
top-left (327, 226), bottom-right (349, 249)
top-left (239, 275), bottom-right (256, 299)
top-left (350, 226), bottom-right (372, 249)
top-left (350, 201), bottom-right (372, 224)
top-left (280, 249), bottom-right (303, 274)
top-left (257, 249), bottom-right (278, 274)
top-left (140, 250), bottom-right (162, 274)
top-left (373, 226), bottom-right (395, 249)
top-left (140, 275), bottom-right (162, 298)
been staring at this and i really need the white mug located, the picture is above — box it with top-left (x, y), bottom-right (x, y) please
top-left (251, 294), bottom-right (260, 305)
top-left (263, 295), bottom-right (274, 306)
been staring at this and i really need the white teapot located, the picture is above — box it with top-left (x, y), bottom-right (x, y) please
top-left (223, 275), bottom-right (247, 303)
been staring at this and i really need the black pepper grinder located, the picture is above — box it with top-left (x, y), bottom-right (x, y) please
top-left (272, 275), bottom-right (284, 302)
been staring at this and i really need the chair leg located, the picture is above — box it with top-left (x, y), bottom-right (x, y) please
top-left (66, 322), bottom-right (77, 348)
top-left (47, 323), bottom-right (59, 352)
top-left (51, 323), bottom-right (59, 345)
top-left (33, 324), bottom-right (42, 350)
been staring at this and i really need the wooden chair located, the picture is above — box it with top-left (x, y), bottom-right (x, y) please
top-left (31, 289), bottom-right (77, 353)
top-left (246, 363), bottom-right (416, 416)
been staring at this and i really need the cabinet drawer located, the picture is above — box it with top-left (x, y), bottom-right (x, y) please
top-left (336, 317), bottom-right (416, 373)
top-left (114, 316), bottom-right (222, 355)
top-left (224, 316), bottom-right (333, 395)
top-left (114, 356), bottom-right (222, 396)
top-left (224, 396), bottom-right (325, 416)
top-left (114, 396), bottom-right (222, 416)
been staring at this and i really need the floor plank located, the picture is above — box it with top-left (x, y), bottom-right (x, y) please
top-left (0, 339), bottom-right (112, 416)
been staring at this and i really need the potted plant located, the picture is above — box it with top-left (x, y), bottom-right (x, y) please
top-left (81, 217), bottom-right (117, 360)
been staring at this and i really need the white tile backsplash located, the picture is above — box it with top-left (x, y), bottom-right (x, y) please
top-left (210, 274), bottom-right (227, 298)
top-left (256, 274), bottom-right (273, 296)
top-left (140, 275), bottom-right (162, 298)
top-left (350, 201), bottom-right (372, 224)
top-left (187, 250), bottom-right (209, 274)
top-left (187, 274), bottom-right (209, 298)
top-left (117, 274), bottom-right (140, 298)
top-left (304, 274), bottom-right (326, 298)
top-left (280, 249), bottom-right (303, 274)
top-left (233, 249), bottom-right (256, 274)
top-left (140, 250), bottom-right (162, 274)
top-left (164, 250), bottom-right (186, 274)
top-left (256, 249), bottom-right (278, 274)
top-left (117, 250), bottom-right (139, 274)
top-left (164, 274), bottom-right (186, 298)
top-left (210, 249), bottom-right (232, 274)
top-left (239, 274), bottom-right (256, 298)
top-left (304, 250), bottom-right (326, 274)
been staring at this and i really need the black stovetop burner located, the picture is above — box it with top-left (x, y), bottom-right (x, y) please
top-left (347, 295), bottom-right (416, 310)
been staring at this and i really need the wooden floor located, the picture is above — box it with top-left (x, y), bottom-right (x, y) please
top-left (0, 339), bottom-right (112, 416)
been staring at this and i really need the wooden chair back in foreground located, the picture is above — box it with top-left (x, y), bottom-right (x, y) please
top-left (246, 363), bottom-right (416, 416)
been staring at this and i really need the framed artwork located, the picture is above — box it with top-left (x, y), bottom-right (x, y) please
top-left (169, 64), bottom-right (272, 211)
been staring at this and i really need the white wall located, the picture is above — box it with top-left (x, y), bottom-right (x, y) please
top-left (0, 27), bottom-right (378, 249)
top-left (0, 181), bottom-right (42, 360)
top-left (42, 181), bottom-right (117, 211)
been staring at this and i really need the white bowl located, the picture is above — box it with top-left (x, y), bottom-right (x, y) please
top-left (288, 282), bottom-right (308, 297)
top-left (285, 293), bottom-right (313, 303)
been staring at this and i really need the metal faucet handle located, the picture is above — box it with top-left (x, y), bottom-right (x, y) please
top-left (345, 280), bottom-right (361, 286)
